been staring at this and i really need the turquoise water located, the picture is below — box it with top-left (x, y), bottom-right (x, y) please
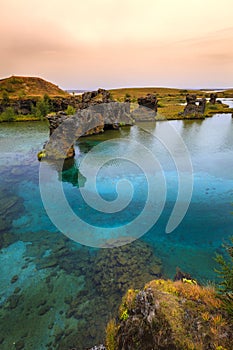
top-left (0, 112), bottom-right (233, 349)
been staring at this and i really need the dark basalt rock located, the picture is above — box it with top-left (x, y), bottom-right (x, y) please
top-left (38, 305), bottom-right (51, 316)
top-left (43, 99), bottom-right (132, 160)
top-left (138, 94), bottom-right (158, 112)
top-left (11, 275), bottom-right (19, 284)
top-left (198, 97), bottom-right (206, 114)
top-left (182, 94), bottom-right (206, 117)
top-left (6, 294), bottom-right (21, 309)
top-left (209, 93), bottom-right (217, 104)
top-left (40, 89), bottom-right (160, 161)
top-left (0, 98), bottom-right (36, 114)
top-left (14, 340), bottom-right (25, 350)
top-left (131, 94), bottom-right (158, 121)
top-left (173, 267), bottom-right (192, 282)
top-left (79, 88), bottom-right (111, 109)
top-left (0, 96), bottom-right (80, 115)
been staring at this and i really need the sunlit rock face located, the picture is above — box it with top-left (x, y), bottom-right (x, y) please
top-left (44, 88), bottom-right (133, 160)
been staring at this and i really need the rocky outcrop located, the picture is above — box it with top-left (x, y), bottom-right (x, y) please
top-left (138, 94), bottom-right (158, 112)
top-left (209, 93), bottom-right (217, 104)
top-left (105, 279), bottom-right (233, 350)
top-left (131, 94), bottom-right (158, 122)
top-left (80, 88), bottom-right (111, 109)
top-left (0, 98), bottom-right (36, 115)
top-left (182, 94), bottom-right (206, 117)
top-left (0, 96), bottom-right (80, 115)
top-left (39, 89), bottom-right (159, 160)
top-left (41, 101), bottom-right (132, 160)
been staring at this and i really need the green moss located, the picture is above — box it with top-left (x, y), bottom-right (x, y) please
top-left (66, 105), bottom-right (76, 115)
top-left (120, 309), bottom-right (129, 321)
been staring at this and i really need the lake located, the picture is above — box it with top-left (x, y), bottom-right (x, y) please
top-left (0, 105), bottom-right (233, 349)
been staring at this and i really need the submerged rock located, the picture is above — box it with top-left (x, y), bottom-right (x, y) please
top-left (88, 240), bottom-right (162, 296)
top-left (6, 294), bottom-right (21, 309)
top-left (10, 275), bottom-right (19, 284)
top-left (14, 340), bottom-right (25, 350)
top-left (0, 217), bottom-right (10, 232)
top-left (0, 231), bottom-right (17, 249)
top-left (0, 195), bottom-right (19, 214)
top-left (38, 305), bottom-right (51, 316)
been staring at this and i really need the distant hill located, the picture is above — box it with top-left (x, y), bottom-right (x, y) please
top-left (0, 76), bottom-right (69, 98)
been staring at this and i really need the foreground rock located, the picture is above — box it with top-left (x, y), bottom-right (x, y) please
top-left (105, 279), bottom-right (233, 350)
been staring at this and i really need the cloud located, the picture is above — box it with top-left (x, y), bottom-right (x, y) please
top-left (0, 0), bottom-right (233, 88)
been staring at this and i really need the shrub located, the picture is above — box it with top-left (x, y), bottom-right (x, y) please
top-left (18, 90), bottom-right (26, 99)
top-left (66, 105), bottom-right (76, 115)
top-left (124, 93), bottom-right (131, 101)
top-left (157, 102), bottom-right (164, 108)
top-left (2, 90), bottom-right (10, 104)
top-left (215, 237), bottom-right (233, 317)
top-left (31, 94), bottom-right (51, 119)
top-left (0, 107), bottom-right (16, 122)
top-left (208, 105), bottom-right (218, 110)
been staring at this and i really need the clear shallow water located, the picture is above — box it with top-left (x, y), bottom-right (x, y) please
top-left (0, 113), bottom-right (233, 349)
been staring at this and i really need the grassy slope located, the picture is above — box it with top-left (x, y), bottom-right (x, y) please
top-left (0, 76), bottom-right (69, 98)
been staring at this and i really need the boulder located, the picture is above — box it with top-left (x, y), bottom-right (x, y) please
top-left (182, 94), bottom-right (206, 117)
top-left (138, 94), bottom-right (158, 112)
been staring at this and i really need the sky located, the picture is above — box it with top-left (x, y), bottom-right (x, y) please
top-left (1, 0), bottom-right (233, 90)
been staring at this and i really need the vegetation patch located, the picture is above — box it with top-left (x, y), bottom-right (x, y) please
top-left (105, 278), bottom-right (233, 350)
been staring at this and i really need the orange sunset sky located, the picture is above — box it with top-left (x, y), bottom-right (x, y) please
top-left (1, 0), bottom-right (233, 90)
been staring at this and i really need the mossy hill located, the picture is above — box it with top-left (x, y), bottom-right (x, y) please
top-left (0, 76), bottom-right (69, 98)
top-left (105, 279), bottom-right (233, 350)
